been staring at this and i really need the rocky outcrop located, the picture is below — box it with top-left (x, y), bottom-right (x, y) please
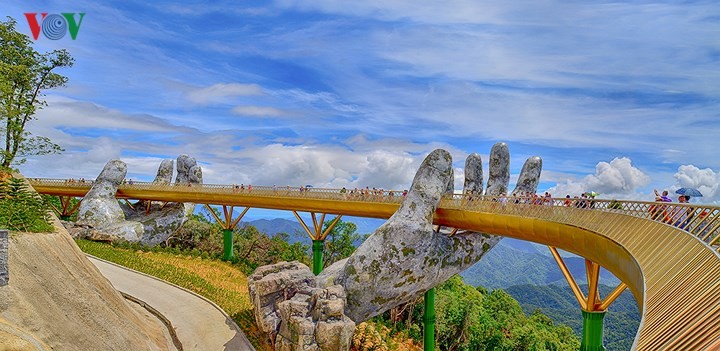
top-left (0, 229), bottom-right (172, 350)
top-left (76, 155), bottom-right (201, 245)
top-left (249, 261), bottom-right (355, 351)
top-left (249, 143), bottom-right (543, 350)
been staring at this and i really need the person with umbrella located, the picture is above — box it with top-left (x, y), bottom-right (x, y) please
top-left (671, 188), bottom-right (702, 230)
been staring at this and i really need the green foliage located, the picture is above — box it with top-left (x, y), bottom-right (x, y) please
top-left (0, 176), bottom-right (53, 232)
top-left (505, 284), bottom-right (640, 351)
top-left (1, 17), bottom-right (70, 168)
top-left (161, 207), bottom-right (310, 274)
top-left (41, 194), bottom-right (81, 221)
top-left (373, 276), bottom-right (580, 351)
top-left (322, 218), bottom-right (362, 267)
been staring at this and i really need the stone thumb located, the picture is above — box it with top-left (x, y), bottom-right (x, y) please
top-left (389, 149), bottom-right (452, 226)
top-left (86, 159), bottom-right (126, 199)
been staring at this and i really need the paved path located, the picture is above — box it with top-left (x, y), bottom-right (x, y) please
top-left (89, 256), bottom-right (255, 351)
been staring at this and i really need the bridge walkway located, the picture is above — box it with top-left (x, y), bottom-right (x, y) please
top-left (29, 179), bottom-right (720, 350)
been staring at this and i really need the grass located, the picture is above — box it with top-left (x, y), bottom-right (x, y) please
top-left (75, 239), bottom-right (272, 350)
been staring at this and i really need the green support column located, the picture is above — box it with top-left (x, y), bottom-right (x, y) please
top-left (312, 240), bottom-right (324, 275)
top-left (424, 288), bottom-right (436, 351)
top-left (222, 229), bottom-right (234, 261)
top-left (581, 310), bottom-right (606, 351)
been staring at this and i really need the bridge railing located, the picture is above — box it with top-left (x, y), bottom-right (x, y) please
top-left (26, 178), bottom-right (720, 248)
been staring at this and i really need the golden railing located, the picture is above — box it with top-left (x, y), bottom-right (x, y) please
top-left (27, 178), bottom-right (720, 350)
top-left (27, 178), bottom-right (720, 248)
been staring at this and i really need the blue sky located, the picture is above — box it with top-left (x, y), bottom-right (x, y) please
top-left (5, 0), bottom-right (720, 207)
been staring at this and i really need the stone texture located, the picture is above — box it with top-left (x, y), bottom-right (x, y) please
top-left (250, 144), bottom-right (542, 350)
top-left (1, 230), bottom-right (8, 286)
top-left (154, 159), bottom-right (174, 184)
top-left (486, 142), bottom-right (510, 196)
top-left (463, 153), bottom-right (483, 196)
top-left (77, 160), bottom-right (129, 230)
top-left (249, 262), bottom-right (355, 351)
top-left (74, 156), bottom-right (201, 245)
top-left (512, 156), bottom-right (542, 195)
top-left (62, 222), bottom-right (115, 242)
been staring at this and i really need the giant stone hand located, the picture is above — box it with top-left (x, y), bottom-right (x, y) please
top-left (318, 142), bottom-right (542, 321)
top-left (248, 142), bottom-right (542, 350)
top-left (76, 155), bottom-right (202, 245)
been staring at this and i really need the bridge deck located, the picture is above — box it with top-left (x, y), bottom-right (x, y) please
top-left (29, 179), bottom-right (720, 350)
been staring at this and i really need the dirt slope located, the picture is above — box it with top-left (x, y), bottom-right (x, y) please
top-left (0, 223), bottom-right (172, 351)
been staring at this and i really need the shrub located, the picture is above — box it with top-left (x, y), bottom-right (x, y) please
top-left (0, 177), bottom-right (53, 232)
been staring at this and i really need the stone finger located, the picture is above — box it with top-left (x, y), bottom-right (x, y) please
top-left (463, 153), bottom-right (483, 195)
top-left (153, 159), bottom-right (174, 184)
top-left (512, 156), bottom-right (542, 195)
top-left (485, 142), bottom-right (510, 196)
top-left (175, 155), bottom-right (197, 184)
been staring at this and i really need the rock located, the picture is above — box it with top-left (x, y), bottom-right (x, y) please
top-left (62, 222), bottom-right (115, 242)
top-left (249, 262), bottom-right (355, 351)
top-left (248, 261), bottom-right (317, 336)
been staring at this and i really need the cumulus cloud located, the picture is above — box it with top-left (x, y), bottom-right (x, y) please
top-left (671, 165), bottom-right (720, 203)
top-left (546, 157), bottom-right (651, 199)
top-left (187, 83), bottom-right (264, 105)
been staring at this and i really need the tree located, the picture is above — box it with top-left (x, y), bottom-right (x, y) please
top-left (0, 17), bottom-right (71, 168)
top-left (321, 219), bottom-right (363, 267)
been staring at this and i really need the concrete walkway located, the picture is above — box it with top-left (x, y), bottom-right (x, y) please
top-left (88, 256), bottom-right (255, 351)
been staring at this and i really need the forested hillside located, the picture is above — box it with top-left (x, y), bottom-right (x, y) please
top-left (460, 243), bottom-right (621, 288)
top-left (504, 284), bottom-right (640, 351)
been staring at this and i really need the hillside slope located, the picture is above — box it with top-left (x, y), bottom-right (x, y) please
top-left (0, 226), bottom-right (172, 350)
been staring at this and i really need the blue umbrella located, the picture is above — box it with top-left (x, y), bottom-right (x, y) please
top-left (675, 187), bottom-right (703, 197)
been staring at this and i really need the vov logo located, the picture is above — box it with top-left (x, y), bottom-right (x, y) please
top-left (24, 13), bottom-right (85, 40)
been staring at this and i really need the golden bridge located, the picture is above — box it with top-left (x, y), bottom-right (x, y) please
top-left (28, 179), bottom-right (720, 351)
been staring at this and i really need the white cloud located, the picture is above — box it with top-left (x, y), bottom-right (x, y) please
top-left (671, 165), bottom-right (720, 203)
top-left (546, 157), bottom-right (651, 199)
top-left (231, 106), bottom-right (288, 117)
top-left (187, 83), bottom-right (264, 105)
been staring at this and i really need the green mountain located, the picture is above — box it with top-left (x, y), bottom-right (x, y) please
top-left (504, 284), bottom-right (640, 351)
top-left (460, 241), bottom-right (621, 289)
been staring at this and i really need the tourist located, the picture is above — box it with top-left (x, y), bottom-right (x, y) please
top-left (671, 195), bottom-right (693, 229)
